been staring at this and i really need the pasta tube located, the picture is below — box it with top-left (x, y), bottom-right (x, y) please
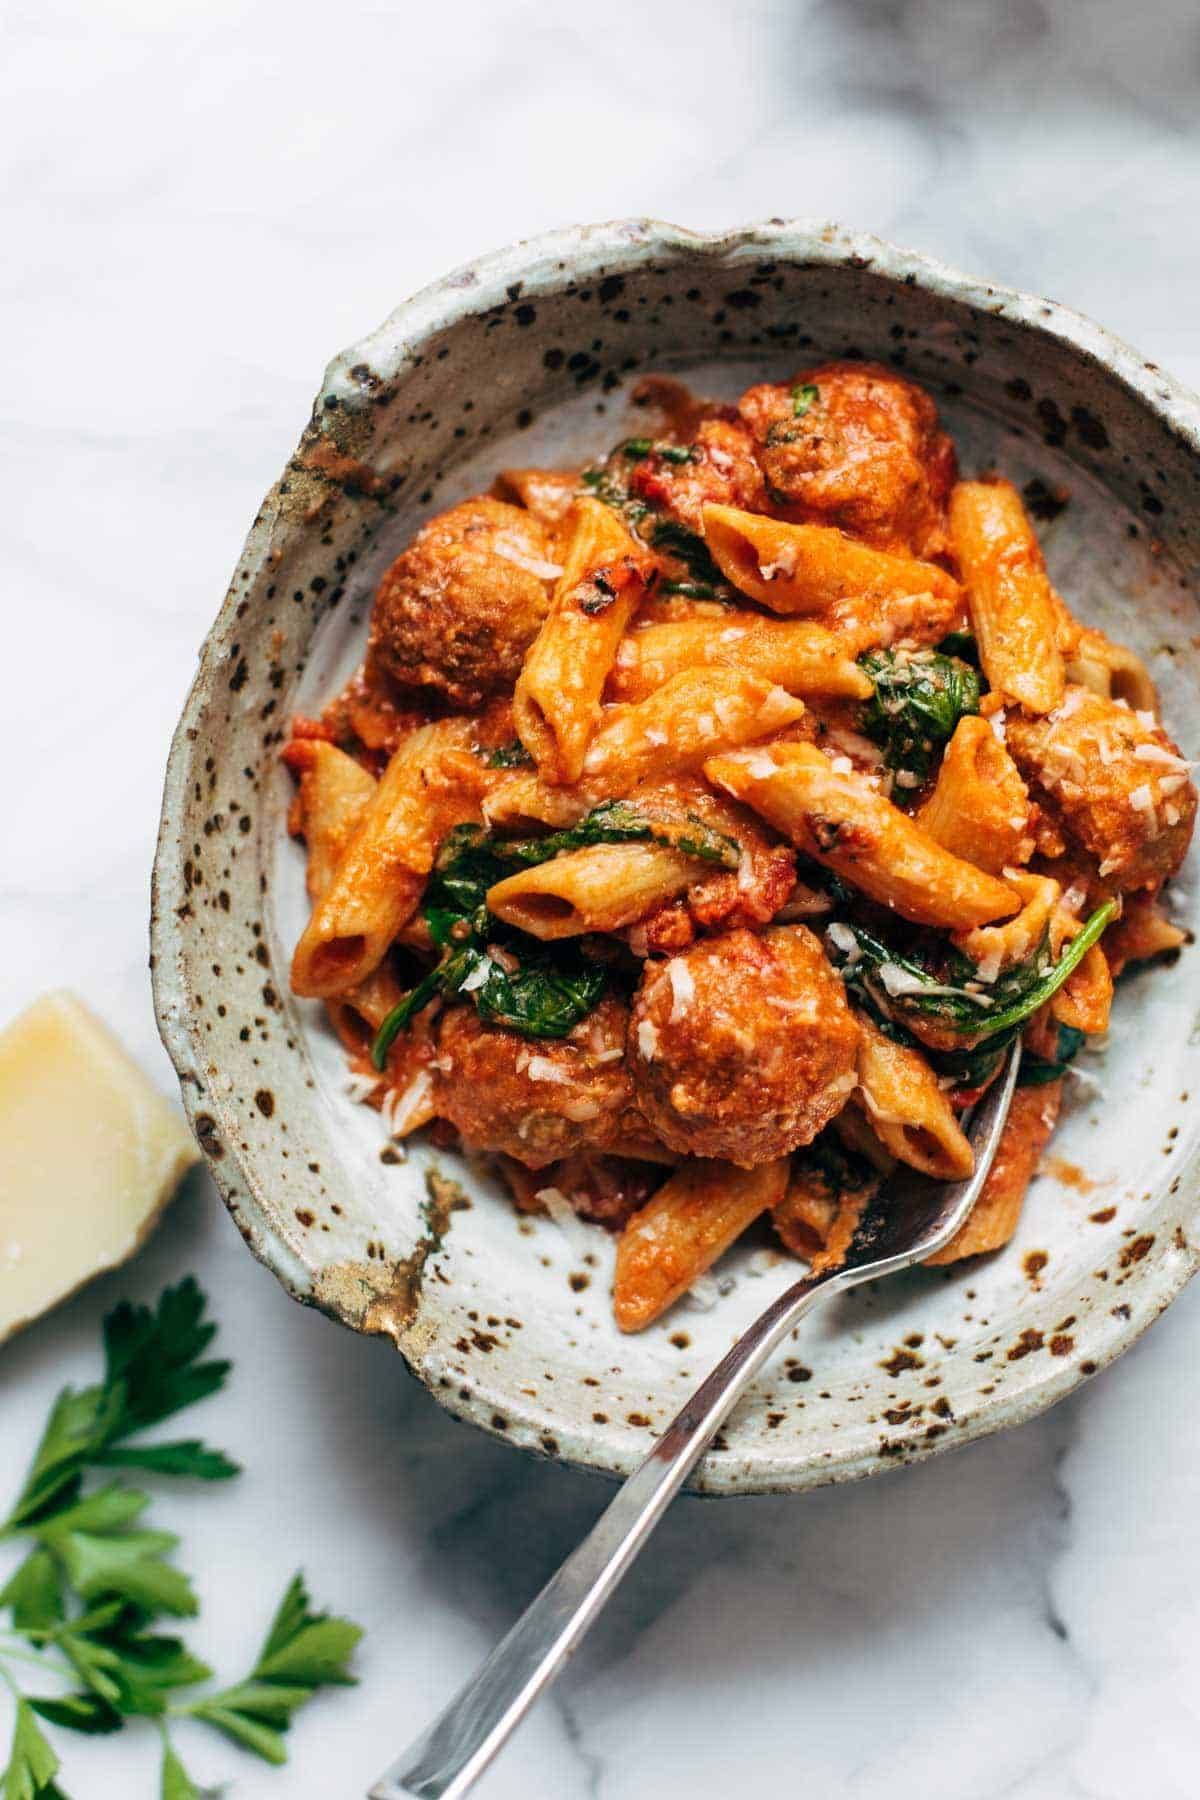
top-left (701, 503), bottom-right (961, 614)
top-left (514, 498), bottom-right (656, 783)
top-left (1065, 625), bottom-right (1159, 716)
top-left (485, 669), bottom-right (806, 829)
top-left (949, 479), bottom-right (1065, 714)
top-left (926, 1082), bottom-right (1061, 1263)
top-left (609, 614), bottom-right (872, 703)
top-left (915, 716), bottom-right (1033, 876)
top-left (486, 842), bottom-right (699, 939)
top-left (705, 742), bottom-right (1019, 928)
top-left (854, 1016), bottom-right (974, 1180)
top-left (283, 739), bottom-right (376, 901)
top-left (290, 720), bottom-right (478, 999)
top-left (613, 1157), bottom-right (790, 1332)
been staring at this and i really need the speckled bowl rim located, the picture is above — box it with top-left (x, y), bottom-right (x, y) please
top-left (153, 217), bottom-right (1200, 1494)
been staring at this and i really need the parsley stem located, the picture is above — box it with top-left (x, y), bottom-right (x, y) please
top-left (0, 1639), bottom-right (63, 1676)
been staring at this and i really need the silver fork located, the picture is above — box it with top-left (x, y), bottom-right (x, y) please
top-left (370, 1042), bottom-right (1020, 1800)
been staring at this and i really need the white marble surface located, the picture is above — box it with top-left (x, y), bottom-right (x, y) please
top-left (6, 1), bottom-right (1200, 1794)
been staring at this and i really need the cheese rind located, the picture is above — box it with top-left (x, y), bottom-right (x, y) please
top-left (0, 991), bottom-right (198, 1346)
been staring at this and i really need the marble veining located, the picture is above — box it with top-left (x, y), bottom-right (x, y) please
top-left (5, 0), bottom-right (1200, 1793)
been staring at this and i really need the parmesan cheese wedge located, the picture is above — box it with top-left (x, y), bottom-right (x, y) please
top-left (0, 992), bottom-right (198, 1346)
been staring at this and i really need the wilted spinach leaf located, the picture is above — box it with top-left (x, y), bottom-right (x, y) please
top-left (371, 801), bottom-right (737, 1065)
top-left (858, 648), bottom-right (982, 793)
top-left (826, 903), bottom-right (1116, 1060)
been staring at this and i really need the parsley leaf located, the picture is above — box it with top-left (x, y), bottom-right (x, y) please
top-left (792, 382), bottom-right (820, 416)
top-left (0, 1555), bottom-right (62, 1636)
top-left (2, 1699), bottom-right (65, 1800)
top-left (181, 1574), bottom-right (361, 1766)
top-left (27, 1695), bottom-right (121, 1738)
top-left (36, 1486), bottom-right (197, 1619)
top-left (94, 1444), bottom-right (238, 1482)
top-left (3, 1282), bottom-right (236, 1533)
top-left (0, 1281), bottom-right (364, 1796)
top-left (54, 1607), bottom-right (209, 1718)
top-left (159, 1743), bottom-right (201, 1800)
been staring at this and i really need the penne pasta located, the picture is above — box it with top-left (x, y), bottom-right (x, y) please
top-left (854, 1016), bottom-right (974, 1180)
top-left (485, 669), bottom-right (807, 829)
top-left (283, 739), bottom-right (376, 901)
top-left (701, 502), bottom-right (961, 615)
top-left (327, 966), bottom-right (407, 1050)
top-left (514, 498), bottom-right (656, 783)
top-left (1104, 892), bottom-right (1187, 977)
top-left (486, 842), bottom-right (700, 939)
top-left (954, 871), bottom-right (1062, 976)
top-left (949, 478), bottom-right (1065, 714)
top-left (1049, 900), bottom-right (1113, 1035)
top-left (772, 1155), bottom-right (879, 1262)
top-left (290, 719), bottom-right (479, 1000)
top-left (608, 614), bottom-right (872, 703)
top-left (915, 715), bottom-right (1033, 875)
top-left (705, 742), bottom-right (1019, 928)
top-left (613, 1156), bottom-right (790, 1332)
top-left (926, 1082), bottom-right (1062, 1264)
top-left (1065, 624), bottom-right (1159, 716)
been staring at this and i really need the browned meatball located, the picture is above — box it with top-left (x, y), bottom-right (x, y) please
top-left (1006, 686), bottom-right (1197, 892)
top-left (433, 996), bottom-right (633, 1168)
top-left (368, 498), bottom-right (555, 708)
top-left (737, 361), bottom-right (956, 558)
top-left (627, 927), bottom-right (860, 1167)
top-left (627, 417), bottom-right (767, 532)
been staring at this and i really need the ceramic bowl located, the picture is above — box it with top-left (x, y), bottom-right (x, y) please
top-left (152, 219), bottom-right (1200, 1495)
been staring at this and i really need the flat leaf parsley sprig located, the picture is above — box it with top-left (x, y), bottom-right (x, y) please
top-left (0, 1279), bottom-right (363, 1798)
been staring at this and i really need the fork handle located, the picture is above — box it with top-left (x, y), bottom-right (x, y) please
top-left (368, 1266), bottom-right (837, 1799)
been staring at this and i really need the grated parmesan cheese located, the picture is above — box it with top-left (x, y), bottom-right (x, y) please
top-left (1133, 743), bottom-right (1192, 771)
top-left (825, 921), bottom-right (860, 963)
top-left (527, 1056), bottom-right (569, 1084)
top-left (667, 959), bottom-right (695, 1023)
top-left (345, 1070), bottom-right (382, 1105)
top-left (382, 1069), bottom-right (432, 1139)
top-left (876, 963), bottom-right (992, 1005)
top-left (491, 540), bottom-right (564, 581)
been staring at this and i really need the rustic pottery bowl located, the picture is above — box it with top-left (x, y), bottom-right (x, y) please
top-left (152, 219), bottom-right (1200, 1495)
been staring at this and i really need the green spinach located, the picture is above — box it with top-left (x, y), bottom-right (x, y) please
top-left (858, 648), bottom-right (982, 793)
top-left (827, 902), bottom-right (1116, 1058)
top-left (371, 802), bottom-right (740, 1065)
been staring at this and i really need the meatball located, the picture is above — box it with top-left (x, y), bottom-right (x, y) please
top-left (1006, 686), bottom-right (1197, 891)
top-left (627, 417), bottom-right (767, 533)
top-left (627, 927), bottom-right (860, 1167)
top-left (432, 996), bottom-right (634, 1168)
top-left (737, 361), bottom-right (956, 558)
top-left (368, 498), bottom-right (555, 708)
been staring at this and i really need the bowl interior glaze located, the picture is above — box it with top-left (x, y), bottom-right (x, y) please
top-left (152, 221), bottom-right (1200, 1494)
